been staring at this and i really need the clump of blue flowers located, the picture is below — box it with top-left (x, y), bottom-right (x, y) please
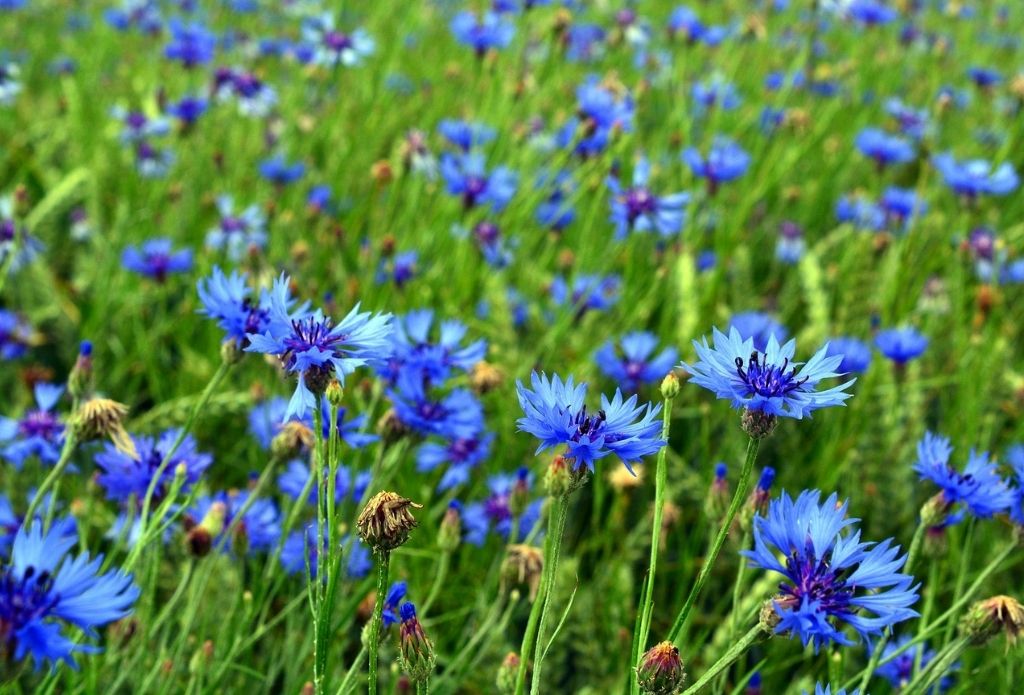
top-left (914, 432), bottom-right (1014, 523)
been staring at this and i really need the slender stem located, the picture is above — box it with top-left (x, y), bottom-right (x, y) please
top-left (679, 625), bottom-right (763, 695)
top-left (336, 644), bottom-right (367, 695)
top-left (943, 518), bottom-right (976, 646)
top-left (902, 637), bottom-right (969, 695)
top-left (135, 360), bottom-right (232, 544)
top-left (633, 397), bottom-right (673, 691)
top-left (668, 437), bottom-right (760, 643)
top-left (23, 430), bottom-right (78, 528)
top-left (857, 520), bottom-right (926, 693)
top-left (913, 559), bottom-right (941, 677)
top-left (529, 495), bottom-right (571, 694)
top-left (312, 398), bottom-right (328, 695)
top-left (422, 551), bottom-right (451, 615)
top-left (367, 552), bottom-right (392, 695)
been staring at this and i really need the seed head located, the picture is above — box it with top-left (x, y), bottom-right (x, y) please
top-left (356, 491), bottom-right (422, 552)
top-left (73, 397), bottom-right (137, 460)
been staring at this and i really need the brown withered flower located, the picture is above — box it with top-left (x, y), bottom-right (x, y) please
top-left (357, 491), bottom-right (422, 552)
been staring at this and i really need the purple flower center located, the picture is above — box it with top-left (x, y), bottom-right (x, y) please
top-left (1, 220), bottom-right (15, 242)
top-left (624, 187), bottom-right (656, 224)
top-left (570, 404), bottom-right (607, 441)
top-left (125, 111), bottom-right (148, 131)
top-left (780, 542), bottom-right (855, 617)
top-left (221, 216), bottom-right (246, 234)
top-left (0, 566), bottom-right (60, 646)
top-left (324, 31), bottom-right (352, 52)
top-left (484, 493), bottom-right (512, 523)
top-left (735, 352), bottom-right (807, 398)
top-left (463, 176), bottom-right (487, 208)
top-left (17, 409), bottom-right (61, 441)
top-left (624, 361), bottom-right (646, 381)
top-left (448, 437), bottom-right (479, 463)
top-left (283, 317), bottom-right (346, 371)
top-left (473, 222), bottom-right (500, 245)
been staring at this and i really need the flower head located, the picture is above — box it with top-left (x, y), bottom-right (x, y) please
top-left (300, 14), bottom-right (374, 67)
top-left (0, 383), bottom-right (65, 468)
top-left (0, 309), bottom-right (33, 360)
top-left (683, 328), bottom-right (854, 419)
top-left (855, 127), bottom-right (915, 168)
top-left (95, 429), bottom-right (212, 506)
top-left (744, 490), bottom-right (919, 651)
top-left (607, 158), bottom-right (689, 239)
top-left (932, 153), bottom-right (1018, 198)
top-left (122, 238), bottom-right (192, 281)
top-left (450, 11), bottom-right (515, 56)
top-left (683, 138), bottom-right (751, 193)
top-left (825, 337), bottom-right (872, 374)
top-left (439, 151), bottom-right (517, 211)
top-left (1, 520), bottom-right (139, 670)
top-left (164, 19), bottom-right (216, 67)
top-left (875, 635), bottom-right (954, 692)
top-left (515, 372), bottom-right (664, 473)
top-left (595, 331), bottom-right (678, 393)
top-left (206, 196), bottom-right (267, 260)
top-left (875, 327), bottom-right (928, 364)
top-left (913, 432), bottom-right (1014, 519)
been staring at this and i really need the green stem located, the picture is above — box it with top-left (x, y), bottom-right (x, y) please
top-left (857, 520), bottom-right (926, 693)
top-left (367, 551), bottom-right (392, 695)
top-left (902, 637), bottom-right (969, 695)
top-left (529, 495), bottom-right (571, 694)
top-left (943, 518), bottom-right (976, 646)
top-left (668, 436), bottom-right (760, 643)
top-left (913, 559), bottom-right (941, 677)
top-left (679, 625), bottom-right (763, 695)
top-left (632, 397), bottom-right (673, 692)
top-left (336, 644), bottom-right (367, 695)
top-left (23, 431), bottom-right (78, 528)
top-left (422, 551), bottom-right (451, 615)
top-left (313, 398), bottom-right (330, 695)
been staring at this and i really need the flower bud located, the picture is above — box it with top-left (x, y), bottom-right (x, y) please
top-left (961, 595), bottom-right (1024, 646)
top-left (636, 641), bottom-right (686, 695)
top-left (73, 397), bottom-right (138, 460)
top-left (920, 492), bottom-right (951, 528)
top-left (544, 455), bottom-right (572, 497)
top-left (739, 467), bottom-right (775, 533)
top-left (501, 544), bottom-right (544, 601)
top-left (325, 379), bottom-right (344, 407)
top-left (705, 463), bottom-right (729, 521)
top-left (398, 603), bottom-right (435, 683)
top-left (508, 467), bottom-right (531, 518)
top-left (470, 361), bottom-right (504, 394)
top-left (357, 491), bottom-right (422, 553)
top-left (741, 409), bottom-right (777, 439)
top-left (759, 597), bottom-right (785, 634)
top-left (187, 501), bottom-right (227, 557)
top-left (438, 501), bottom-right (462, 553)
top-left (68, 341), bottom-right (94, 400)
top-left (496, 652), bottom-right (520, 695)
top-left (376, 408), bottom-right (410, 445)
top-left (220, 338), bottom-right (243, 365)
top-left (660, 372), bottom-right (680, 401)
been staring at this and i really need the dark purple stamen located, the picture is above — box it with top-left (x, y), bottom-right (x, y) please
top-left (735, 351), bottom-right (807, 398)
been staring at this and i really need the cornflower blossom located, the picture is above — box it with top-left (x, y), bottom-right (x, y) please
top-left (94, 430), bottom-right (212, 505)
top-left (0, 383), bottom-right (65, 468)
top-left (515, 372), bottom-right (664, 474)
top-left (913, 432), bottom-right (1014, 519)
top-left (205, 196), bottom-right (267, 260)
top-left (744, 490), bottom-right (919, 651)
top-left (607, 158), bottom-right (689, 239)
top-left (594, 332), bottom-right (679, 393)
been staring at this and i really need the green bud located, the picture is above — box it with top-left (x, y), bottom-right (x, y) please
top-left (660, 372), bottom-right (680, 401)
top-left (496, 652), bottom-right (520, 695)
top-left (636, 641), bottom-right (686, 695)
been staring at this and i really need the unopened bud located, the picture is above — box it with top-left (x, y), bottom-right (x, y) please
top-left (508, 467), bottom-right (531, 517)
top-left (636, 641), bottom-right (686, 695)
top-left (376, 408), bottom-right (410, 445)
top-left (68, 341), bottom-right (94, 400)
top-left (271, 421), bottom-right (314, 461)
top-left (220, 338), bottom-right (243, 365)
top-left (187, 501), bottom-right (227, 557)
top-left (544, 455), bottom-right (572, 497)
top-left (920, 492), bottom-right (951, 528)
top-left (501, 544), bottom-right (544, 601)
top-left (705, 463), bottom-right (729, 521)
top-left (438, 501), bottom-right (462, 552)
top-left (496, 652), bottom-right (520, 695)
top-left (398, 603), bottom-right (435, 683)
top-left (325, 379), bottom-right (344, 407)
top-left (660, 372), bottom-right (680, 401)
top-left (741, 409), bottom-right (777, 439)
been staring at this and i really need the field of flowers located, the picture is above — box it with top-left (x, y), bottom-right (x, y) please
top-left (2, 1), bottom-right (1023, 693)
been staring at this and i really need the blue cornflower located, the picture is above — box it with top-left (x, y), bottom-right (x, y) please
top-left (300, 14), bottom-right (374, 67)
top-left (122, 238), bottom-right (192, 281)
top-left (468, 220), bottom-right (515, 268)
top-left (111, 107), bottom-right (169, 143)
top-left (855, 128), bottom-right (915, 169)
top-left (0, 63), bottom-right (20, 106)
top-left (166, 95), bottom-right (207, 127)
top-left (280, 525), bottom-right (370, 579)
top-left (244, 275), bottom-right (392, 418)
top-left (805, 686), bottom-right (858, 695)
top-left (0, 520), bottom-right (139, 670)
top-left (595, 331), bottom-right (679, 393)
top-left (387, 368), bottom-right (483, 438)
top-left (967, 66), bottom-right (1001, 89)
top-left (277, 460), bottom-right (370, 507)
top-left (825, 337), bottom-right (872, 374)
top-left (376, 250), bottom-right (419, 289)
top-left (667, 5), bottom-right (705, 42)
top-left (258, 156), bottom-right (305, 186)
top-left (691, 75), bottom-right (741, 112)
top-left (104, 1), bottom-right (162, 34)
top-left (247, 396), bottom-right (376, 451)
top-left (463, 469), bottom-right (542, 544)
top-left (728, 311), bottom-right (788, 352)
top-left (683, 138), bottom-right (751, 194)
top-left (885, 97), bottom-right (929, 139)
top-left (1007, 445), bottom-right (1024, 526)
top-left (0, 494), bottom-right (74, 558)
top-left (847, 0), bottom-right (899, 25)
top-left (197, 267), bottom-right (296, 345)
top-left (379, 309), bottom-right (486, 386)
top-left (515, 372), bottom-right (664, 473)
top-left (382, 581), bottom-right (407, 626)
top-left (875, 635), bottom-right (955, 692)
top-left (187, 490), bottom-right (280, 555)
top-left (932, 153), bottom-right (1018, 199)
top-left (133, 141), bottom-right (174, 178)
top-left (214, 68), bottom-right (277, 117)
top-left (439, 152), bottom-right (517, 211)
top-left (557, 79), bottom-right (635, 157)
top-left (438, 119), bottom-right (495, 152)
top-left (206, 196), bottom-right (267, 260)
top-left (164, 19), bottom-right (216, 67)
top-left (450, 11), bottom-right (515, 56)
top-left (535, 170), bottom-right (576, 232)
top-left (744, 490), bottom-right (919, 651)
top-left (550, 273), bottom-right (621, 318)
top-left (0, 309), bottom-right (32, 360)
top-left (776, 221), bottom-right (805, 265)
top-left (607, 158), bottom-right (689, 239)
top-left (913, 432), bottom-right (1014, 519)
top-left (874, 327), bottom-right (928, 364)
top-left (95, 430), bottom-right (212, 505)
top-left (880, 186), bottom-right (927, 230)
top-left (417, 427), bottom-right (495, 491)
top-left (565, 23), bottom-right (606, 62)
top-left (0, 383), bottom-right (65, 468)
top-left (683, 328), bottom-right (854, 419)
top-left (836, 195), bottom-right (885, 232)
top-left (1, 196), bottom-right (44, 274)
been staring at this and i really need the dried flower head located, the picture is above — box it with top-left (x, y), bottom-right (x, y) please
top-left (961, 595), bottom-right (1024, 646)
top-left (502, 544), bottom-right (544, 601)
top-left (73, 397), bottom-right (138, 460)
top-left (356, 491), bottom-right (422, 552)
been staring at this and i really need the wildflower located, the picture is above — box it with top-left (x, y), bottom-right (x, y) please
top-left (214, 68), bottom-right (277, 117)
top-left (0, 62), bottom-right (22, 106)
top-left (104, 1), bottom-right (162, 34)
top-left (847, 0), bottom-right (898, 25)
top-left (706, 462), bottom-right (729, 519)
top-left (244, 275), bottom-right (391, 418)
top-left (376, 249), bottom-right (418, 288)
top-left (558, 79), bottom-right (635, 157)
top-left (277, 460), bottom-right (370, 507)
top-left (0, 520), bottom-right (139, 669)
top-left (728, 312), bottom-right (788, 352)
top-left (1008, 445), bottom-right (1024, 526)
top-left (198, 268), bottom-right (295, 346)
top-left (691, 75), bottom-right (741, 112)
top-left (880, 186), bottom-right (927, 230)
top-left (961, 596), bottom-right (1024, 646)
top-left (166, 95), bottom-right (207, 127)
top-left (95, 430), bottom-right (212, 505)
top-left (875, 635), bottom-right (955, 692)
top-left (300, 14), bottom-right (374, 67)
top-left (164, 19), bottom-right (216, 67)
top-left (875, 327), bottom-right (928, 364)
top-left (683, 138), bottom-right (751, 194)
top-left (397, 603), bottom-right (435, 683)
top-left (776, 221), bottom-right (805, 264)
top-left (206, 196), bottom-right (267, 260)
top-left (133, 141), bottom-right (174, 178)
top-left (122, 238), bottom-right (193, 281)
top-left (437, 501), bottom-right (462, 552)
top-left (380, 581), bottom-right (407, 626)
top-left (967, 66), bottom-right (1002, 89)
top-left (515, 372), bottom-right (664, 474)
top-left (535, 170), bottom-right (576, 232)
top-left (837, 194), bottom-right (885, 232)
top-left (564, 23), bottom-right (607, 63)
top-left (463, 470), bottom-right (543, 544)
top-left (417, 426), bottom-right (494, 491)
top-left (595, 332), bottom-right (678, 393)
top-left (805, 686), bottom-right (856, 695)
top-left (932, 153), bottom-right (1018, 198)
top-left (825, 337), bottom-right (872, 374)
top-left (0, 309), bottom-right (33, 359)
top-left (855, 128), bottom-right (915, 169)
top-left (387, 369), bottom-right (483, 438)
top-left (683, 327), bottom-right (854, 419)
top-left (439, 151), bottom-right (517, 212)
top-left (1, 195), bottom-right (44, 272)
top-left (438, 119), bottom-right (495, 152)
top-left (356, 491), bottom-right (421, 553)
top-left (636, 641), bottom-right (686, 695)
top-left (280, 525), bottom-right (371, 580)
top-left (258, 156), bottom-right (305, 186)
top-left (744, 490), bottom-right (919, 651)
top-left (379, 309), bottom-right (486, 386)
top-left (449, 11), bottom-right (515, 57)
top-left (71, 398), bottom-right (136, 458)
top-left (607, 158), bottom-right (689, 239)
top-left (885, 97), bottom-right (930, 139)
top-left (186, 490), bottom-right (280, 555)
top-left (668, 6), bottom-right (706, 43)
top-left (0, 383), bottom-right (65, 468)
top-left (913, 432), bottom-right (1014, 520)
top-left (550, 273), bottom-right (621, 318)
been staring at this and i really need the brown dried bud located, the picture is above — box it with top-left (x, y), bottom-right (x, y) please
top-left (501, 544), bottom-right (544, 601)
top-left (356, 491), bottom-right (422, 552)
top-left (470, 361), bottom-right (504, 394)
top-left (961, 595), bottom-right (1024, 646)
top-left (73, 398), bottom-right (137, 460)
top-left (376, 408), bottom-right (410, 445)
top-left (271, 421), bottom-right (315, 461)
